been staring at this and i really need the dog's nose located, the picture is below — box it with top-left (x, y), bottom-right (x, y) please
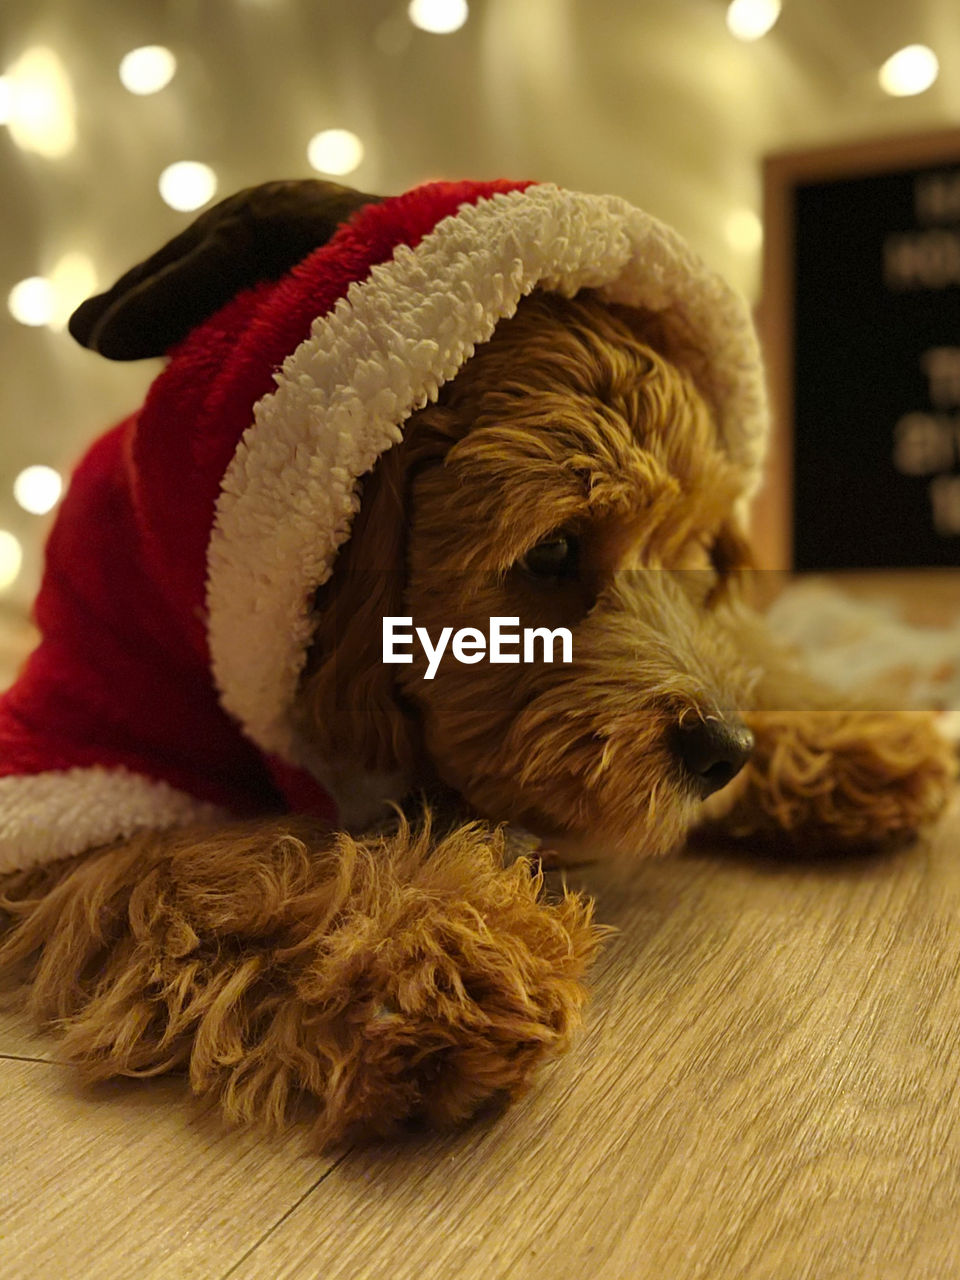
top-left (673, 717), bottom-right (754, 797)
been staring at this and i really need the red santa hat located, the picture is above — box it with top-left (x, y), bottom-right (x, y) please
top-left (0, 178), bottom-right (768, 873)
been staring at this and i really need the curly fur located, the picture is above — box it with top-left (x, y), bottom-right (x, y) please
top-left (1, 289), bottom-right (955, 1147)
top-left (703, 712), bottom-right (955, 848)
top-left (0, 815), bottom-right (601, 1146)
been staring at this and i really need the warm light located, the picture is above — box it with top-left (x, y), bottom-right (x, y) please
top-left (6, 255), bottom-right (97, 331)
top-left (0, 531), bottom-right (23, 591)
top-left (408, 0), bottom-right (469, 35)
top-left (0, 76), bottom-right (11, 126)
top-left (307, 129), bottom-right (364, 176)
top-left (4, 46), bottom-right (76, 158)
top-left (158, 161), bottom-right (218, 212)
top-left (119, 46), bottom-right (177, 95)
top-left (48, 251), bottom-right (98, 329)
top-left (726, 0), bottom-right (781, 42)
top-left (724, 208), bottom-right (763, 254)
top-left (14, 465), bottom-right (63, 516)
top-left (8, 276), bottom-right (56, 327)
top-left (879, 45), bottom-right (939, 97)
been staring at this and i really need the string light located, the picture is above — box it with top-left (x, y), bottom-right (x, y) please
top-left (726, 0), bottom-right (781, 42)
top-left (49, 252), bottom-right (97, 330)
top-left (159, 162), bottom-right (218, 212)
top-left (7, 277), bottom-right (56, 327)
top-left (0, 531), bottom-right (23, 592)
top-left (307, 130), bottom-right (364, 176)
top-left (14, 466), bottom-right (63, 516)
top-left (119, 46), bottom-right (177, 95)
top-left (6, 256), bottom-right (97, 330)
top-left (4, 46), bottom-right (76, 158)
top-left (879, 45), bottom-right (939, 97)
top-left (408, 0), bottom-right (469, 35)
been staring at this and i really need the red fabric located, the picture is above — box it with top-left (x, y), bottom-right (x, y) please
top-left (132, 178), bottom-right (533, 653)
top-left (0, 422), bottom-right (287, 815)
top-left (0, 179), bottom-right (531, 828)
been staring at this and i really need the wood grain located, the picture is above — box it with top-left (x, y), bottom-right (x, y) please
top-left (3, 803), bottom-right (960, 1280)
top-left (1, 589), bottom-right (958, 1279)
top-left (0, 1059), bottom-right (343, 1280)
top-left (0, 1005), bottom-right (59, 1062)
top-left (226, 801), bottom-right (960, 1280)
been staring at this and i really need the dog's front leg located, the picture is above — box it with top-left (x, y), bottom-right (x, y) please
top-left (0, 814), bottom-right (601, 1147)
top-left (700, 607), bottom-right (958, 850)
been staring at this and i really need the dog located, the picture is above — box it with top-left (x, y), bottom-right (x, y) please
top-left (0, 179), bottom-right (954, 1148)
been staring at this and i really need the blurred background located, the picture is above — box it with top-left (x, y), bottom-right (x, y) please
top-left (0, 0), bottom-right (957, 632)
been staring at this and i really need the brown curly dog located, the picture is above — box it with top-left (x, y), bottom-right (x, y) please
top-left (1, 209), bottom-right (955, 1150)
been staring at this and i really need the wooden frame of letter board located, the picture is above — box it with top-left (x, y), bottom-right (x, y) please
top-left (754, 127), bottom-right (960, 570)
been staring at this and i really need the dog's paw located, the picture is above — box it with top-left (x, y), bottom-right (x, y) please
top-left (295, 824), bottom-right (603, 1147)
top-left (700, 710), bottom-right (958, 850)
top-left (183, 820), bottom-right (605, 1148)
top-left (2, 818), bottom-right (604, 1148)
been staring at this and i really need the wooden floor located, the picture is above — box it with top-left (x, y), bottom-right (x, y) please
top-left (3, 802), bottom-right (960, 1280)
top-left (3, 577), bottom-right (960, 1280)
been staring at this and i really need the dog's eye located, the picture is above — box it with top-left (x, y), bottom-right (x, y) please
top-left (521, 533), bottom-right (580, 579)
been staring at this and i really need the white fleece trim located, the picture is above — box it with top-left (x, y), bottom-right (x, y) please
top-left (206, 183), bottom-right (767, 767)
top-left (0, 769), bottom-right (224, 873)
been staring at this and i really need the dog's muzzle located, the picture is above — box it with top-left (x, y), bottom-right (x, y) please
top-left (672, 716), bottom-right (754, 798)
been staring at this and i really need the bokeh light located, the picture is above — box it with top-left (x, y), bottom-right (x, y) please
top-left (726, 0), bottom-right (781, 42)
top-left (119, 46), bottom-right (177, 96)
top-left (408, 0), bottom-right (469, 35)
top-left (8, 277), bottom-right (56, 327)
top-left (159, 161), bottom-right (218, 211)
top-left (0, 531), bottom-right (23, 591)
top-left (307, 129), bottom-right (364, 176)
top-left (879, 45), bottom-right (939, 97)
top-left (14, 466), bottom-right (63, 516)
top-left (4, 46), bottom-right (76, 158)
top-left (49, 251), bottom-right (97, 329)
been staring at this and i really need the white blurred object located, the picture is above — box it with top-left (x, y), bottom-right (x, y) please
top-left (726, 0), bottom-right (781, 42)
top-left (4, 46), bottom-right (76, 158)
top-left (307, 129), bottom-right (364, 176)
top-left (0, 532), bottom-right (23, 591)
top-left (119, 46), bottom-right (177, 96)
top-left (159, 161), bottom-right (218, 211)
top-left (879, 45), bottom-right (939, 97)
top-left (7, 256), bottom-right (96, 330)
top-left (408, 0), bottom-right (469, 35)
top-left (48, 252), bottom-right (98, 329)
top-left (14, 466), bottom-right (63, 516)
top-left (8, 276), bottom-right (56, 326)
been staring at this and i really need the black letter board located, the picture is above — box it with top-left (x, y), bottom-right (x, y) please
top-left (761, 130), bottom-right (960, 570)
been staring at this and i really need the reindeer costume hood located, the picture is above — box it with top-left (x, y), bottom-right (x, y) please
top-left (0, 178), bottom-right (768, 872)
